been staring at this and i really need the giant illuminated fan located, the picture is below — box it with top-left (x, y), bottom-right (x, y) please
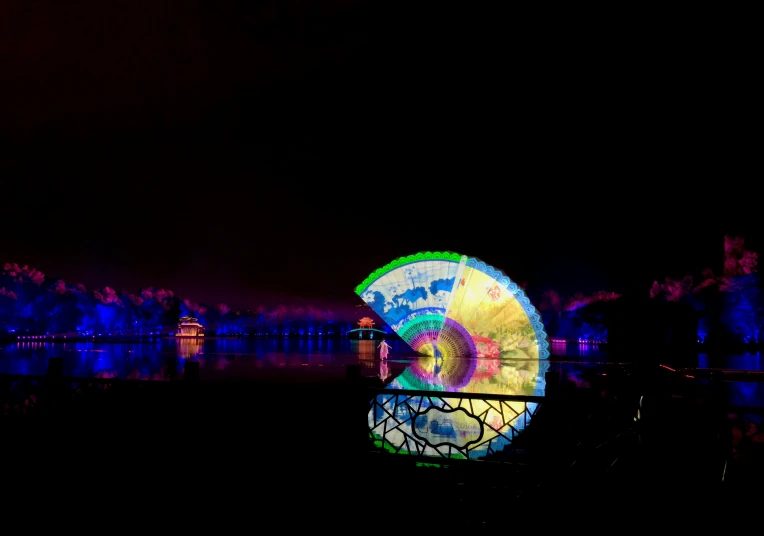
top-left (355, 251), bottom-right (549, 359)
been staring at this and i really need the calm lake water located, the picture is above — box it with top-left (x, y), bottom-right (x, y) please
top-left (1, 337), bottom-right (608, 379)
top-left (3, 337), bottom-right (764, 407)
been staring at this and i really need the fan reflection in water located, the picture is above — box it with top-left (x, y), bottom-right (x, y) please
top-left (368, 355), bottom-right (548, 460)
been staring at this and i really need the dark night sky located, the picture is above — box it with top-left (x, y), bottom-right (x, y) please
top-left (1, 2), bottom-right (760, 311)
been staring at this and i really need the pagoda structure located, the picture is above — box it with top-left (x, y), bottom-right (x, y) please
top-left (176, 316), bottom-right (204, 337)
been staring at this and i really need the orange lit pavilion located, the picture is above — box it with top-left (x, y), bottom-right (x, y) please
top-left (358, 317), bottom-right (375, 329)
top-left (176, 316), bottom-right (204, 337)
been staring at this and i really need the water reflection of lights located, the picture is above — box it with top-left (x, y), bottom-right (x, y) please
top-left (15, 342), bottom-right (52, 349)
top-left (389, 356), bottom-right (547, 396)
top-left (357, 340), bottom-right (376, 368)
top-left (176, 338), bottom-right (204, 359)
top-left (551, 338), bottom-right (603, 345)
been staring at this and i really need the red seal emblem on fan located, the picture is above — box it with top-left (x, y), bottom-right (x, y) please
top-left (486, 284), bottom-right (501, 301)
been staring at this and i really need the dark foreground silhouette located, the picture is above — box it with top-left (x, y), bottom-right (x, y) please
top-left (1, 362), bottom-right (759, 529)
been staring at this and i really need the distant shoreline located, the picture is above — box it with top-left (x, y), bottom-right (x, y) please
top-left (0, 333), bottom-right (395, 344)
top-left (2, 334), bottom-right (762, 358)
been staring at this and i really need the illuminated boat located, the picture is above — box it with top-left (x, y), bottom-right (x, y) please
top-left (175, 316), bottom-right (204, 337)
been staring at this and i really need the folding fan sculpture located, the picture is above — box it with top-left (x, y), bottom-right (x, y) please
top-left (355, 251), bottom-right (549, 359)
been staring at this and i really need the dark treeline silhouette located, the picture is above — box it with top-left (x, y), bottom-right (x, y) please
top-left (538, 235), bottom-right (762, 356)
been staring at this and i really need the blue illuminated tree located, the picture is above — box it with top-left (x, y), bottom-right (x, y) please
top-left (721, 273), bottom-right (762, 345)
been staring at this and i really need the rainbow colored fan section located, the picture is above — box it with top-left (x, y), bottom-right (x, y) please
top-left (356, 251), bottom-right (549, 359)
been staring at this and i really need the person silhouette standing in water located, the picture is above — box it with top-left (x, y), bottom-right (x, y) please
top-left (378, 338), bottom-right (392, 359)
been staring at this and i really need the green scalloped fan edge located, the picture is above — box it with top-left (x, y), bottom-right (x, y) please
top-left (355, 251), bottom-right (463, 295)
